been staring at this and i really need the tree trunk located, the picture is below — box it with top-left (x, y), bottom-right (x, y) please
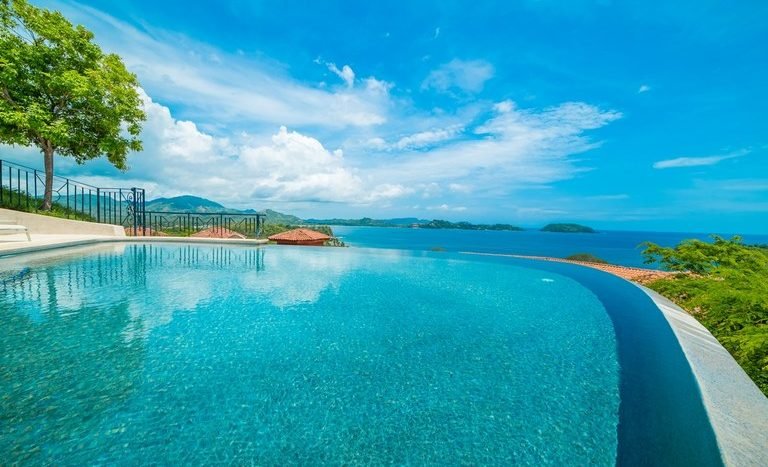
top-left (41, 142), bottom-right (54, 211)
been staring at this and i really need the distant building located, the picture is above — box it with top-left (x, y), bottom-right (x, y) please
top-left (268, 228), bottom-right (330, 246)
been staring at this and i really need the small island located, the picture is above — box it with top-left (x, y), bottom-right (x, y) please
top-left (541, 223), bottom-right (596, 233)
top-left (419, 219), bottom-right (524, 231)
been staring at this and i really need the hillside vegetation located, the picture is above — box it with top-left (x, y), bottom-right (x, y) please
top-left (642, 236), bottom-right (768, 395)
top-left (541, 223), bottom-right (595, 233)
top-left (565, 253), bottom-right (609, 264)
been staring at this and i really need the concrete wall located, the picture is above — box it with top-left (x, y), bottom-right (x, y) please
top-left (0, 208), bottom-right (126, 236)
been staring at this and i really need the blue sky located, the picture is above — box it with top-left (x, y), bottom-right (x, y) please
top-left (7, 1), bottom-right (768, 233)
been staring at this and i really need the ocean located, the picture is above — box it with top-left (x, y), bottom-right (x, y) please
top-left (332, 226), bottom-right (768, 268)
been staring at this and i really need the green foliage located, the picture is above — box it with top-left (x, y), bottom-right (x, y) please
top-left (643, 236), bottom-right (768, 395)
top-left (0, 185), bottom-right (94, 221)
top-left (565, 253), bottom-right (608, 264)
top-left (541, 223), bottom-right (596, 233)
top-left (419, 219), bottom-right (523, 231)
top-left (263, 209), bottom-right (303, 225)
top-left (0, 0), bottom-right (144, 207)
top-left (144, 196), bottom-right (227, 213)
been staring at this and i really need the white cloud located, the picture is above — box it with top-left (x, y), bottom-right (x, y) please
top-left (493, 100), bottom-right (515, 113)
top-left (652, 149), bottom-right (748, 169)
top-left (394, 125), bottom-right (463, 150)
top-left (448, 183), bottom-right (472, 193)
top-left (53, 3), bottom-right (388, 129)
top-left (66, 93), bottom-right (409, 206)
top-left (638, 84), bottom-right (651, 93)
top-left (327, 63), bottom-right (356, 88)
top-left (369, 101), bottom-right (622, 196)
top-left (422, 59), bottom-right (495, 94)
top-left (433, 27), bottom-right (441, 39)
top-left (427, 204), bottom-right (467, 212)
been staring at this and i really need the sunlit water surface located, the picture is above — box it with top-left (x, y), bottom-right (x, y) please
top-left (0, 243), bottom-right (619, 464)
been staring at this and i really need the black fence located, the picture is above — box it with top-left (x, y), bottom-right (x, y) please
top-left (0, 158), bottom-right (146, 232)
top-left (1, 158), bottom-right (264, 238)
top-left (141, 211), bottom-right (264, 238)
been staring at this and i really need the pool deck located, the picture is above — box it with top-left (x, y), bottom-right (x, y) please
top-left (468, 252), bottom-right (768, 466)
top-left (0, 234), bottom-right (268, 257)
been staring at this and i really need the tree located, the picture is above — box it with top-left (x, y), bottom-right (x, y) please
top-left (0, 0), bottom-right (144, 210)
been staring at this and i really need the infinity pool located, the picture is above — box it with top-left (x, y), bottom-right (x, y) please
top-left (0, 243), bottom-right (720, 464)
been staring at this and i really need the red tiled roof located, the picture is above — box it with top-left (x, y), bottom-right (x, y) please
top-left (191, 227), bottom-right (246, 239)
top-left (268, 228), bottom-right (330, 242)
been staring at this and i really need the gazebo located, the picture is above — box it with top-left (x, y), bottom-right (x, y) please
top-left (268, 228), bottom-right (330, 246)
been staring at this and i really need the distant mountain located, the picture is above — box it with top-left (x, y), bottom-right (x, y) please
top-left (143, 196), bottom-right (305, 225)
top-left (145, 195), bottom-right (230, 213)
top-left (305, 217), bottom-right (523, 231)
top-left (419, 220), bottom-right (524, 231)
top-left (305, 217), bottom-right (432, 227)
top-left (263, 209), bottom-right (302, 225)
top-left (541, 223), bottom-right (596, 233)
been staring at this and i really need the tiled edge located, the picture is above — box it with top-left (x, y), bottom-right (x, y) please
top-left (636, 285), bottom-right (768, 466)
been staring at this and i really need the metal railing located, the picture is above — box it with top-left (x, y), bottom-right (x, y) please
top-left (1, 158), bottom-right (266, 238)
top-left (0, 158), bottom-right (145, 233)
top-left (140, 211), bottom-right (264, 238)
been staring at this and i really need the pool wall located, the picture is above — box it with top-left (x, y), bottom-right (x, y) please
top-left (638, 286), bottom-right (768, 466)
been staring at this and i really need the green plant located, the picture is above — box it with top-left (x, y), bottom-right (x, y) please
top-left (565, 253), bottom-right (608, 264)
top-left (0, 185), bottom-right (95, 221)
top-left (0, 0), bottom-right (145, 210)
top-left (643, 236), bottom-right (768, 395)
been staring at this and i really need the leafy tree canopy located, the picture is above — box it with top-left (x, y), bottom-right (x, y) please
top-left (0, 0), bottom-right (144, 208)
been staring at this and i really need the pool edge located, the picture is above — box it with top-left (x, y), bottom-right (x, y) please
top-left (0, 236), bottom-right (269, 258)
top-left (636, 285), bottom-right (768, 466)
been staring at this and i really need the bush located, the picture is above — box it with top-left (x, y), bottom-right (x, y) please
top-left (643, 236), bottom-right (768, 395)
top-left (565, 253), bottom-right (608, 264)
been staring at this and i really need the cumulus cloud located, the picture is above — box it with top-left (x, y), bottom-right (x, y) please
top-left (61, 92), bottom-right (408, 206)
top-left (638, 84), bottom-right (651, 93)
top-left (652, 149), bottom-right (748, 169)
top-left (422, 59), bottom-right (495, 94)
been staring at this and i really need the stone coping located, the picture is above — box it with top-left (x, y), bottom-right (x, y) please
top-left (0, 235), bottom-right (268, 257)
top-left (637, 286), bottom-right (768, 466)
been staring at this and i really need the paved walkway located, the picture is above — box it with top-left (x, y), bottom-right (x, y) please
top-left (462, 252), bottom-right (675, 284)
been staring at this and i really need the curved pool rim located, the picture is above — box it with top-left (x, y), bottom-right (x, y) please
top-left (461, 250), bottom-right (768, 466)
top-left (3, 240), bottom-right (767, 464)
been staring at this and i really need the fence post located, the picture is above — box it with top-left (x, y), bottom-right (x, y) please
top-left (131, 187), bottom-right (138, 236)
top-left (96, 188), bottom-right (101, 223)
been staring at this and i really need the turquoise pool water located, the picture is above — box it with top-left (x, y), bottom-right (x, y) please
top-left (0, 243), bottom-right (719, 464)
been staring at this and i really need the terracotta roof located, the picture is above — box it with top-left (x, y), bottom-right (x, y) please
top-left (191, 227), bottom-right (246, 239)
top-left (268, 228), bottom-right (330, 242)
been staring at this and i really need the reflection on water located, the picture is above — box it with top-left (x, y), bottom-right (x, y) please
top-left (0, 243), bottom-right (621, 464)
top-left (0, 244), bottom-right (273, 463)
top-left (1, 244), bottom-right (270, 337)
